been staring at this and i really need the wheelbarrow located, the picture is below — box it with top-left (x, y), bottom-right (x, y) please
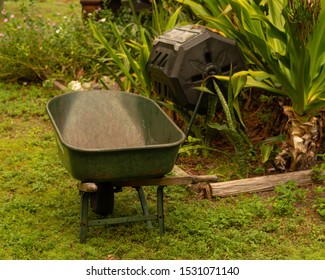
top-left (46, 90), bottom-right (217, 243)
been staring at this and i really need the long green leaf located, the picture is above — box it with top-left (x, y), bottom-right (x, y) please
top-left (109, 22), bottom-right (147, 95)
top-left (308, 0), bottom-right (325, 81)
top-left (177, 0), bottom-right (211, 17)
top-left (165, 6), bottom-right (182, 31)
top-left (89, 20), bottom-right (137, 87)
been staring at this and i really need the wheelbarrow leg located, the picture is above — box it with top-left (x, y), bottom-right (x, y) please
top-left (135, 186), bottom-right (152, 228)
top-left (80, 191), bottom-right (90, 244)
top-left (157, 186), bottom-right (165, 236)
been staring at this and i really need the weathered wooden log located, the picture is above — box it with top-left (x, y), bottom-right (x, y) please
top-left (211, 170), bottom-right (315, 197)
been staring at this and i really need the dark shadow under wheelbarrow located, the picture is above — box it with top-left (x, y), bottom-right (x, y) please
top-left (46, 90), bottom-right (217, 243)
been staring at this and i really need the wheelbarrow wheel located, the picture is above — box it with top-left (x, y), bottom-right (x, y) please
top-left (90, 183), bottom-right (114, 216)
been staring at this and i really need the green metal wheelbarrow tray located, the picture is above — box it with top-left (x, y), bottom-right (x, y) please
top-left (46, 90), bottom-right (185, 181)
top-left (46, 90), bottom-right (217, 243)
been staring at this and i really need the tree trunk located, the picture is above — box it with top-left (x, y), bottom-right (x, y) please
top-left (274, 106), bottom-right (323, 171)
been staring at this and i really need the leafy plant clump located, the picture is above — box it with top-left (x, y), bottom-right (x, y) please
top-left (88, 1), bottom-right (186, 96)
top-left (0, 1), bottom-right (96, 82)
top-left (312, 186), bottom-right (325, 219)
top-left (181, 0), bottom-right (325, 172)
top-left (269, 180), bottom-right (307, 216)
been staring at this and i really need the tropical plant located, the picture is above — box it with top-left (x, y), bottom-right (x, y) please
top-left (180, 0), bottom-right (325, 172)
top-left (90, 19), bottom-right (152, 96)
top-left (89, 0), bottom-right (184, 96)
top-left (201, 77), bottom-right (249, 178)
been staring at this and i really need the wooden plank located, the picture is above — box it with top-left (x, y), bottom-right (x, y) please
top-left (211, 170), bottom-right (313, 197)
top-left (172, 165), bottom-right (190, 176)
top-left (109, 165), bottom-right (217, 187)
top-left (78, 175), bottom-right (218, 191)
top-left (78, 165), bottom-right (217, 190)
top-left (112, 174), bottom-right (218, 187)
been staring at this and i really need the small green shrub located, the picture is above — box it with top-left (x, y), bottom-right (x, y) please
top-left (0, 2), bottom-right (95, 82)
top-left (310, 158), bottom-right (325, 219)
top-left (269, 180), bottom-right (307, 216)
top-left (313, 186), bottom-right (325, 219)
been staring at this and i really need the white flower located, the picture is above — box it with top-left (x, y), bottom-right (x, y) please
top-left (68, 81), bottom-right (83, 91)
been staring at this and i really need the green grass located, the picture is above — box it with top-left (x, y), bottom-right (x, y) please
top-left (0, 82), bottom-right (324, 260)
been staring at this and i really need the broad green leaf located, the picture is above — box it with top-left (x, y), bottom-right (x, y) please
top-left (267, 0), bottom-right (285, 31)
top-left (230, 72), bottom-right (247, 98)
top-left (308, 1), bottom-right (325, 81)
top-left (260, 143), bottom-right (274, 164)
top-left (177, 0), bottom-right (210, 17)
